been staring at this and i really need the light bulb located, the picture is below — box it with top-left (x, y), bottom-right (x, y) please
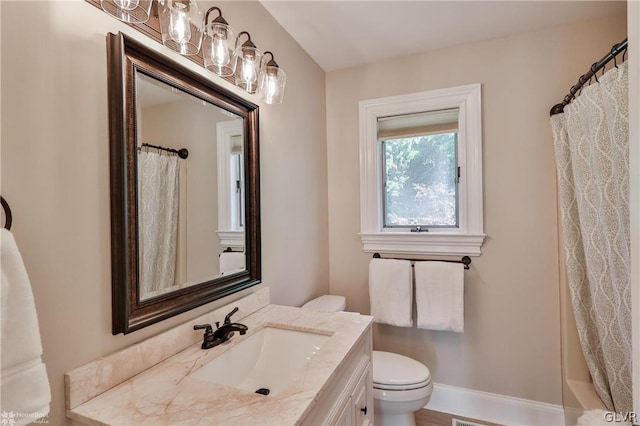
top-left (264, 74), bottom-right (278, 104)
top-left (241, 56), bottom-right (257, 83)
top-left (169, 5), bottom-right (191, 45)
top-left (114, 0), bottom-right (139, 11)
top-left (212, 35), bottom-right (230, 66)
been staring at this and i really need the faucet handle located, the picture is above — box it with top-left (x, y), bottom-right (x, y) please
top-left (193, 324), bottom-right (216, 349)
top-left (223, 307), bottom-right (239, 325)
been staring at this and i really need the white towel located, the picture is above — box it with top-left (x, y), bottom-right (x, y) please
top-left (219, 251), bottom-right (245, 275)
top-left (368, 258), bottom-right (412, 327)
top-left (414, 261), bottom-right (464, 332)
top-left (1, 229), bottom-right (51, 422)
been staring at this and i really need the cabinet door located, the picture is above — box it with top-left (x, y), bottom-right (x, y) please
top-left (353, 363), bottom-right (373, 426)
top-left (335, 396), bottom-right (354, 426)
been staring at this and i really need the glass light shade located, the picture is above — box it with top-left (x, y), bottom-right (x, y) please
top-left (258, 66), bottom-right (286, 104)
top-left (158, 0), bottom-right (204, 56)
top-left (100, 0), bottom-right (152, 23)
top-left (203, 23), bottom-right (236, 77)
top-left (234, 46), bottom-right (263, 94)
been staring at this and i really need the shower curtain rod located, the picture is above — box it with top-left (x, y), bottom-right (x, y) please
top-left (550, 38), bottom-right (627, 116)
top-left (140, 143), bottom-right (189, 159)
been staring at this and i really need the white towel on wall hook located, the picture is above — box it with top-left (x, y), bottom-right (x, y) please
top-left (414, 261), bottom-right (464, 332)
top-left (1, 229), bottom-right (51, 424)
top-left (368, 258), bottom-right (413, 327)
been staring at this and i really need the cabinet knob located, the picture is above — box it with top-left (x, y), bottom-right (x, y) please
top-left (360, 406), bottom-right (367, 415)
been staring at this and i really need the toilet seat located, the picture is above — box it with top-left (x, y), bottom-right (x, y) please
top-left (372, 351), bottom-right (431, 391)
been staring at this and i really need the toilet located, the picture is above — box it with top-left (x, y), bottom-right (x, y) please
top-left (301, 295), bottom-right (433, 426)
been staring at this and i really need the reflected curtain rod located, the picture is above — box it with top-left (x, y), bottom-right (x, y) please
top-left (140, 143), bottom-right (189, 159)
top-left (550, 38), bottom-right (627, 116)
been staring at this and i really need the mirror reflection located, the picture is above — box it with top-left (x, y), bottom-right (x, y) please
top-left (136, 72), bottom-right (245, 301)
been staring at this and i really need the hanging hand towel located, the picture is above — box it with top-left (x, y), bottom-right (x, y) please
top-left (1, 229), bottom-right (51, 424)
top-left (369, 258), bottom-right (412, 327)
top-left (414, 261), bottom-right (464, 332)
top-left (219, 251), bottom-right (245, 275)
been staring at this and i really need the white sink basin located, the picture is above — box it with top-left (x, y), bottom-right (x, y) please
top-left (190, 326), bottom-right (331, 396)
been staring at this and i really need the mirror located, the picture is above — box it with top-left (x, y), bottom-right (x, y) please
top-left (107, 32), bottom-right (261, 334)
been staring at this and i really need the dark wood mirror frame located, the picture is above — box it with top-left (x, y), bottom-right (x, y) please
top-left (107, 32), bottom-right (261, 335)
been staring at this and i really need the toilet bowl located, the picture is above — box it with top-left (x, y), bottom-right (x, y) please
top-left (301, 295), bottom-right (433, 426)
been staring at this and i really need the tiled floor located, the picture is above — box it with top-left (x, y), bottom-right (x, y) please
top-left (414, 409), bottom-right (503, 426)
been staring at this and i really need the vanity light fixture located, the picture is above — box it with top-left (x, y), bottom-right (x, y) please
top-left (93, 0), bottom-right (287, 104)
top-left (100, 0), bottom-right (152, 23)
top-left (158, 0), bottom-right (204, 56)
top-left (258, 51), bottom-right (286, 105)
top-left (233, 32), bottom-right (263, 94)
top-left (202, 7), bottom-right (236, 77)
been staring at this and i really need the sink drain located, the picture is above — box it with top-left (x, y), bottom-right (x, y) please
top-left (255, 388), bottom-right (270, 396)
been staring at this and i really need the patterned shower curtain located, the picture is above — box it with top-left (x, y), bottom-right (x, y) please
top-left (138, 150), bottom-right (180, 297)
top-left (550, 62), bottom-right (631, 413)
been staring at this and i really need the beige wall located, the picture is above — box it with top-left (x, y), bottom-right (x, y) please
top-left (326, 15), bottom-right (626, 405)
top-left (0, 1), bottom-right (328, 425)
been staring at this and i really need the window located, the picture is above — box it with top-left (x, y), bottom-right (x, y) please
top-left (380, 109), bottom-right (459, 229)
top-left (230, 135), bottom-right (245, 229)
top-left (216, 121), bottom-right (245, 250)
top-left (359, 84), bottom-right (485, 256)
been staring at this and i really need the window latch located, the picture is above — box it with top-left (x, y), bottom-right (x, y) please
top-left (411, 226), bottom-right (428, 233)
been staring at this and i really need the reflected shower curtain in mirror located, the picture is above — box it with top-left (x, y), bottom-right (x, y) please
top-left (550, 62), bottom-right (631, 413)
top-left (138, 150), bottom-right (180, 297)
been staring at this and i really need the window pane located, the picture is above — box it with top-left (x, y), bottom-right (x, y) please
top-left (382, 133), bottom-right (458, 228)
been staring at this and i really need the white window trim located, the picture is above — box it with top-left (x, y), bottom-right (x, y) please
top-left (216, 120), bottom-right (244, 250)
top-left (359, 84), bottom-right (485, 256)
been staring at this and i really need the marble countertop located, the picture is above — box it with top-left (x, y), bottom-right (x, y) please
top-left (67, 304), bottom-right (373, 426)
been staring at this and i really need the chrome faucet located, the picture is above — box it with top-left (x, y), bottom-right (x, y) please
top-left (193, 307), bottom-right (248, 349)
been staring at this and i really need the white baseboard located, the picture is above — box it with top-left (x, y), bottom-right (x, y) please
top-left (425, 382), bottom-right (566, 426)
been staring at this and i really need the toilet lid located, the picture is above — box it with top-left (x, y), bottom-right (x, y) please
top-left (372, 351), bottom-right (431, 388)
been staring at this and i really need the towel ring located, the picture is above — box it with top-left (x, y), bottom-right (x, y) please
top-left (1, 196), bottom-right (12, 230)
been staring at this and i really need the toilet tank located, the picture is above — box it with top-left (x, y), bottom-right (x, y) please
top-left (301, 295), bottom-right (346, 312)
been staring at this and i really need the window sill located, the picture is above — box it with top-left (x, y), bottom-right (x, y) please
top-left (217, 230), bottom-right (244, 251)
top-left (359, 232), bottom-right (485, 256)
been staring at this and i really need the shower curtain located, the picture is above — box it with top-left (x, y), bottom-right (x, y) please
top-left (138, 150), bottom-right (180, 297)
top-left (550, 62), bottom-right (632, 413)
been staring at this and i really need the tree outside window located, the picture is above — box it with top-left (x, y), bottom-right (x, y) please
top-left (382, 132), bottom-right (457, 228)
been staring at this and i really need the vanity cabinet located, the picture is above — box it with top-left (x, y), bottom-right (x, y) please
top-left (302, 325), bottom-right (373, 426)
top-left (352, 366), bottom-right (372, 426)
top-left (66, 300), bottom-right (375, 426)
